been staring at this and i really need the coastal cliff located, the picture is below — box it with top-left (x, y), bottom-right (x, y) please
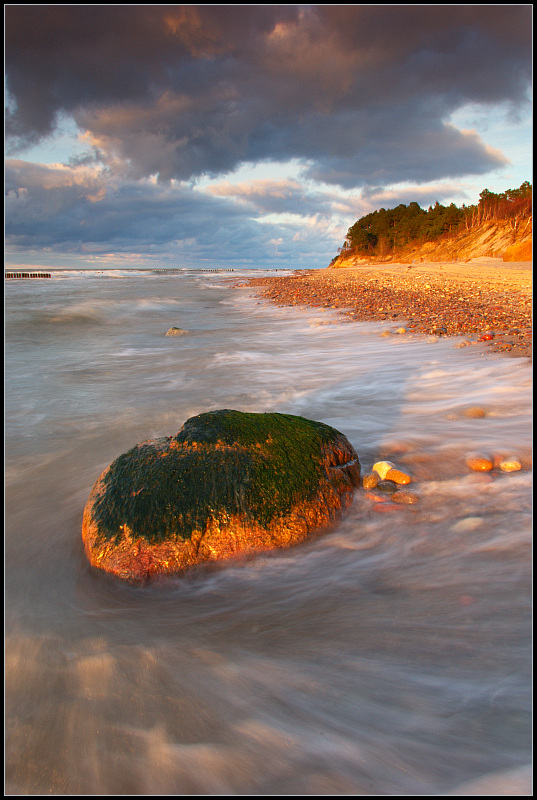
top-left (330, 217), bottom-right (532, 268)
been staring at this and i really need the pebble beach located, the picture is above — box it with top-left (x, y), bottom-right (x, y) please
top-left (241, 258), bottom-right (532, 359)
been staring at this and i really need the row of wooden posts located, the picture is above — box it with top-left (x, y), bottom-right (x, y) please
top-left (5, 272), bottom-right (52, 279)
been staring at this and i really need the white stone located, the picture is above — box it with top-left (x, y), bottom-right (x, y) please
top-left (372, 460), bottom-right (395, 480)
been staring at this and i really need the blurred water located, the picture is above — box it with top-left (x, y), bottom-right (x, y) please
top-left (5, 270), bottom-right (532, 795)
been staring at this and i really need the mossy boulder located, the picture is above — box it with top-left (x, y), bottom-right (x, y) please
top-left (82, 409), bottom-right (360, 582)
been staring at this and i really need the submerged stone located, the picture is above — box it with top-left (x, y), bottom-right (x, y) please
top-left (465, 454), bottom-right (494, 472)
top-left (165, 327), bottom-right (187, 336)
top-left (376, 479), bottom-right (398, 494)
top-left (82, 410), bottom-right (361, 582)
top-left (384, 468), bottom-right (411, 485)
top-left (362, 472), bottom-right (380, 489)
top-left (499, 456), bottom-right (522, 472)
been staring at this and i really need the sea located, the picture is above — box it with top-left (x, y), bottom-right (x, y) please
top-left (4, 268), bottom-right (532, 796)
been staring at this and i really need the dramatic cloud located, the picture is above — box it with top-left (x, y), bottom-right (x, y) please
top-left (5, 6), bottom-right (531, 188)
top-left (5, 159), bottom-right (350, 267)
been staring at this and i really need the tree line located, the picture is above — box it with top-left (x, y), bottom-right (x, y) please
top-left (341, 181), bottom-right (531, 258)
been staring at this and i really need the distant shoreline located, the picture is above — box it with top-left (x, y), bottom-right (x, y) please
top-left (238, 258), bottom-right (532, 359)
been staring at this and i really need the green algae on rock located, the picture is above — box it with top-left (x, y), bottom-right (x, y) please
top-left (82, 410), bottom-right (361, 582)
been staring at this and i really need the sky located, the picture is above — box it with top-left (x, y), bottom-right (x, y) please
top-left (4, 5), bottom-right (533, 271)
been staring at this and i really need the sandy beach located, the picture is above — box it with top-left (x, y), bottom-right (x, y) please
top-left (240, 258), bottom-right (532, 359)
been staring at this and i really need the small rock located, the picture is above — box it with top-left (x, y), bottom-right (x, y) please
top-left (499, 456), bottom-right (522, 472)
top-left (462, 406), bottom-right (486, 418)
top-left (465, 454), bottom-right (493, 472)
top-left (391, 491), bottom-right (419, 504)
top-left (479, 332), bottom-right (494, 341)
top-left (373, 503), bottom-right (400, 513)
top-left (165, 327), bottom-right (187, 336)
top-left (376, 479), bottom-right (398, 494)
top-left (365, 492), bottom-right (387, 502)
top-left (372, 460), bottom-right (395, 480)
top-left (384, 468), bottom-right (411, 485)
top-left (362, 472), bottom-right (379, 489)
top-left (463, 472), bottom-right (493, 484)
top-left (451, 517), bottom-right (484, 532)
top-left (396, 327), bottom-right (407, 334)
top-left (381, 440), bottom-right (412, 455)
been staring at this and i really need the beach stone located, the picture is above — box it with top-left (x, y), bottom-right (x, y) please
top-left (465, 454), bottom-right (493, 472)
top-left (499, 456), bottom-right (522, 472)
top-left (376, 479), bottom-right (398, 494)
top-left (373, 503), bottom-right (401, 513)
top-left (165, 327), bottom-right (187, 336)
top-left (463, 473), bottom-right (493, 485)
top-left (82, 410), bottom-right (361, 583)
top-left (372, 460), bottom-right (395, 480)
top-left (362, 472), bottom-right (379, 489)
top-left (384, 468), bottom-right (411, 485)
top-left (451, 517), bottom-right (484, 533)
top-left (391, 491), bottom-right (420, 504)
top-left (365, 492), bottom-right (387, 502)
top-left (462, 406), bottom-right (486, 418)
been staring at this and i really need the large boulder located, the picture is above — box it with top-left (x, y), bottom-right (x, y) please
top-left (82, 410), bottom-right (360, 582)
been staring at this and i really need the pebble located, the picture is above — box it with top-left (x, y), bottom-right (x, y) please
top-left (463, 472), bottom-right (493, 484)
top-left (373, 503), bottom-right (401, 513)
top-left (462, 406), bottom-right (487, 418)
top-left (465, 454), bottom-right (493, 472)
top-left (372, 460), bottom-right (395, 479)
top-left (376, 479), bottom-right (398, 494)
top-left (362, 472), bottom-right (380, 489)
top-left (391, 491), bottom-right (420, 504)
top-left (365, 492), bottom-right (387, 502)
top-left (458, 595), bottom-right (475, 606)
top-left (451, 517), bottom-right (484, 532)
top-left (499, 456), bottom-right (522, 472)
top-left (381, 440), bottom-right (412, 454)
top-left (165, 327), bottom-right (187, 336)
top-left (384, 468), bottom-right (411, 485)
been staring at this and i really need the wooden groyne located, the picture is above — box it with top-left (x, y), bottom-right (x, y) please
top-left (5, 272), bottom-right (52, 279)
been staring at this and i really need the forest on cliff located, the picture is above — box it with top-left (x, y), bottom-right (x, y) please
top-left (341, 181), bottom-right (532, 259)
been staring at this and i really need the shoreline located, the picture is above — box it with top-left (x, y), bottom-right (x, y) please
top-left (237, 258), bottom-right (532, 359)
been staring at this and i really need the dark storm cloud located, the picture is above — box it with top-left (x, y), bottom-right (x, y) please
top-left (5, 6), bottom-right (531, 188)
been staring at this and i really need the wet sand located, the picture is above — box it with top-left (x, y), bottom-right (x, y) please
top-left (239, 258), bottom-right (532, 359)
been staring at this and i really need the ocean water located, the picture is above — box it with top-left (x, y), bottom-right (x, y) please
top-left (4, 269), bottom-right (532, 795)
